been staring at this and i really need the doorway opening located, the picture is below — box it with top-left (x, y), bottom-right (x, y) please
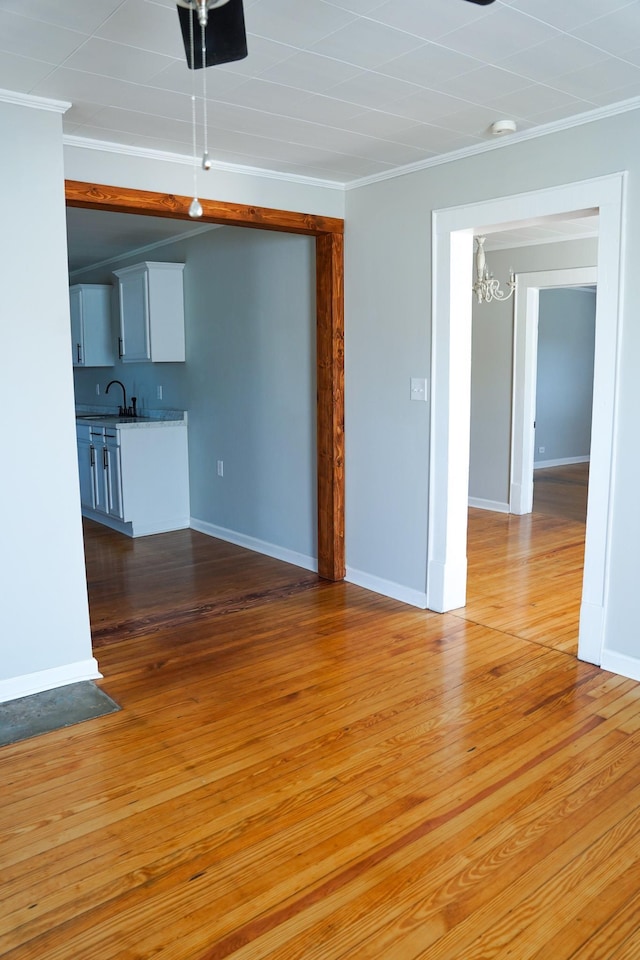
top-left (511, 267), bottom-right (598, 516)
top-left (427, 174), bottom-right (624, 668)
top-left (531, 284), bottom-right (596, 533)
top-left (465, 268), bottom-right (598, 657)
top-left (65, 179), bottom-right (345, 583)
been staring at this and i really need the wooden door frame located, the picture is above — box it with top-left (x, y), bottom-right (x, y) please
top-left (65, 180), bottom-right (345, 581)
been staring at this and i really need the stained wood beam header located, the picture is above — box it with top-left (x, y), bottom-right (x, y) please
top-left (65, 180), bottom-right (344, 237)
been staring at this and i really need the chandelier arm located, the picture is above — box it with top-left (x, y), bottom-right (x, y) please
top-left (472, 236), bottom-right (516, 304)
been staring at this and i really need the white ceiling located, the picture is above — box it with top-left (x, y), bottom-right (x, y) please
top-left (3, 0), bottom-right (640, 185)
top-left (481, 212), bottom-right (599, 250)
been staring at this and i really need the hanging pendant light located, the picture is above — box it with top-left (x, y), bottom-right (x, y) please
top-left (186, 3), bottom-right (212, 218)
top-left (188, 78), bottom-right (203, 217)
top-left (472, 236), bottom-right (516, 304)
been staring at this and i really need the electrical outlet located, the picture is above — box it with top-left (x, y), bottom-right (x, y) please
top-left (539, 446), bottom-right (545, 454)
top-left (217, 460), bottom-right (224, 477)
top-left (156, 386), bottom-right (163, 400)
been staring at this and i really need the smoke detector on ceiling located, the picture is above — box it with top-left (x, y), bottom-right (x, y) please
top-left (489, 119), bottom-right (517, 136)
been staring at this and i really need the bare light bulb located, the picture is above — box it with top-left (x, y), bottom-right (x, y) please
top-left (189, 197), bottom-right (203, 218)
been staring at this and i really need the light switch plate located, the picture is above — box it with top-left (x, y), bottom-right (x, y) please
top-left (410, 377), bottom-right (428, 401)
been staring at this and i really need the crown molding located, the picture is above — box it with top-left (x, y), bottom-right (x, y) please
top-left (61, 95), bottom-right (640, 192)
top-left (0, 88), bottom-right (70, 113)
top-left (63, 134), bottom-right (344, 191)
top-left (346, 96), bottom-right (640, 191)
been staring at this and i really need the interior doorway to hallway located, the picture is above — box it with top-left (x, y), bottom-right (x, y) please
top-left (427, 173), bottom-right (624, 669)
top-left (510, 268), bottom-right (598, 517)
top-left (466, 265), bottom-right (597, 657)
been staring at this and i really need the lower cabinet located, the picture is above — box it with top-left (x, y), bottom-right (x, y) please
top-left (77, 431), bottom-right (96, 511)
top-left (76, 421), bottom-right (189, 537)
top-left (91, 428), bottom-right (123, 520)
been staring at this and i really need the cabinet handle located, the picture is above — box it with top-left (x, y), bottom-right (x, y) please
top-left (77, 343), bottom-right (82, 364)
top-left (103, 448), bottom-right (108, 470)
top-left (90, 445), bottom-right (95, 467)
top-left (118, 337), bottom-right (123, 359)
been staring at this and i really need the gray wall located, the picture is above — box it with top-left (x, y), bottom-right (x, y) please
top-left (72, 225), bottom-right (317, 561)
top-left (0, 100), bottom-right (94, 693)
top-left (344, 109), bottom-right (640, 664)
top-left (468, 240), bottom-right (597, 505)
top-left (535, 287), bottom-right (596, 465)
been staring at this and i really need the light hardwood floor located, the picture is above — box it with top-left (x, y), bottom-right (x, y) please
top-left (4, 469), bottom-right (640, 960)
top-left (460, 462), bottom-right (589, 656)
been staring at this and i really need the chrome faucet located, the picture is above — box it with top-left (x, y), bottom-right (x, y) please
top-left (106, 379), bottom-right (128, 416)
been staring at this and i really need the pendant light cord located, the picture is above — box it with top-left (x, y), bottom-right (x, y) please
top-left (190, 10), bottom-right (198, 197)
top-left (201, 19), bottom-right (209, 162)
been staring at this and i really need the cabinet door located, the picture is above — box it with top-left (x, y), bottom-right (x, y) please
top-left (105, 438), bottom-right (124, 519)
top-left (77, 439), bottom-right (95, 509)
top-left (70, 285), bottom-right (114, 367)
top-left (70, 286), bottom-right (84, 366)
top-left (118, 270), bottom-right (150, 362)
top-left (93, 442), bottom-right (108, 515)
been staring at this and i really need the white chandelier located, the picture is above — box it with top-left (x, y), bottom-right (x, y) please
top-left (472, 236), bottom-right (516, 304)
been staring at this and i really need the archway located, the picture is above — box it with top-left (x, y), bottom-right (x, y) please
top-left (65, 180), bottom-right (345, 582)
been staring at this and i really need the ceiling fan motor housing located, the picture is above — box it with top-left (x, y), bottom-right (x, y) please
top-left (176, 0), bottom-right (247, 67)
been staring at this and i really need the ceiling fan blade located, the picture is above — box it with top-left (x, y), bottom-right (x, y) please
top-left (177, 0), bottom-right (247, 69)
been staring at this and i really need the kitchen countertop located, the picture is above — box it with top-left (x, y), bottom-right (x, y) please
top-left (75, 407), bottom-right (187, 429)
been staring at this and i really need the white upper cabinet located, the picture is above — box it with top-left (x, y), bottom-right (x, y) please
top-left (69, 284), bottom-right (114, 367)
top-left (114, 261), bottom-right (185, 363)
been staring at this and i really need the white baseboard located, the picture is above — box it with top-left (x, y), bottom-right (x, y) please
top-left (468, 497), bottom-right (510, 513)
top-left (0, 658), bottom-right (102, 705)
top-left (426, 556), bottom-right (467, 613)
top-left (345, 566), bottom-right (428, 609)
top-left (82, 507), bottom-right (131, 536)
top-left (600, 649), bottom-right (640, 683)
top-left (578, 600), bottom-right (603, 665)
top-left (82, 507), bottom-right (190, 538)
top-left (190, 517), bottom-right (318, 573)
top-left (534, 456), bottom-right (591, 469)
top-left (132, 517), bottom-right (191, 537)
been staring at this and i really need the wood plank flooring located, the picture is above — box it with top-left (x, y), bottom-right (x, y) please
top-left (533, 461), bottom-right (589, 523)
top-left (458, 462), bottom-right (589, 655)
top-left (5, 475), bottom-right (640, 960)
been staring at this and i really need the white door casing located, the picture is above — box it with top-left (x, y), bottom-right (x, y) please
top-left (427, 173), bottom-right (625, 668)
top-left (510, 266), bottom-right (598, 516)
